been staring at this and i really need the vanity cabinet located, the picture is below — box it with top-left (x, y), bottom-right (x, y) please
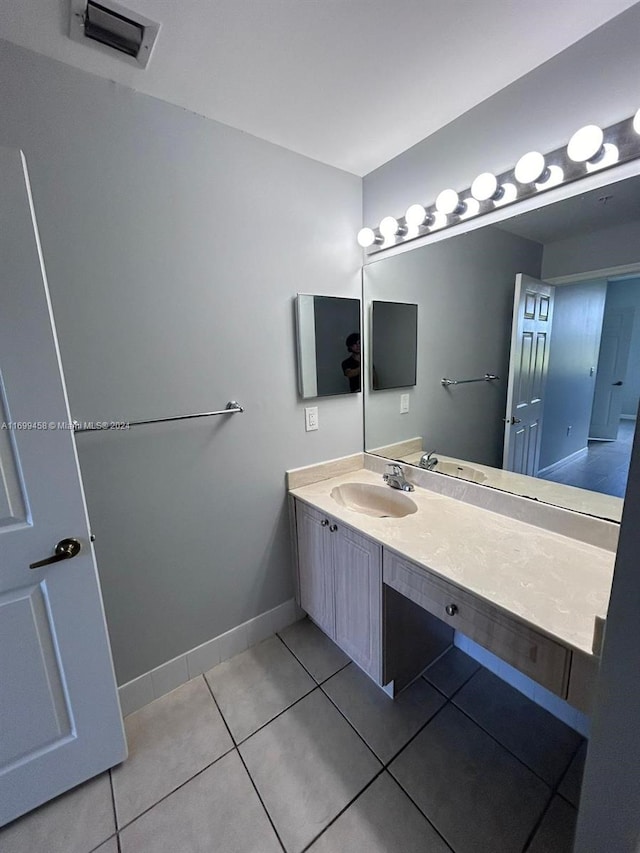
top-left (295, 500), bottom-right (382, 682)
top-left (384, 550), bottom-right (572, 698)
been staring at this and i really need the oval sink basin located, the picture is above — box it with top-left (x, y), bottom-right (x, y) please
top-left (435, 462), bottom-right (487, 484)
top-left (330, 483), bottom-right (418, 518)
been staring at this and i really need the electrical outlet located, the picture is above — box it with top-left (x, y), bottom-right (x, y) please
top-left (305, 406), bottom-right (318, 431)
top-left (400, 394), bottom-right (410, 414)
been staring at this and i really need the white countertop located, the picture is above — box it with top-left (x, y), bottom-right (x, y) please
top-left (291, 468), bottom-right (615, 656)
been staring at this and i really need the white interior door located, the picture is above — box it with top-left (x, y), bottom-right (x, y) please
top-left (503, 274), bottom-right (555, 475)
top-left (0, 148), bottom-right (126, 827)
top-left (590, 308), bottom-right (634, 440)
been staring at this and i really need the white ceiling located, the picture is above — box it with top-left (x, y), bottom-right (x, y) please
top-left (0, 0), bottom-right (637, 176)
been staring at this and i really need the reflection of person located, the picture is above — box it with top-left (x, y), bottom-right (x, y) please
top-left (342, 332), bottom-right (361, 392)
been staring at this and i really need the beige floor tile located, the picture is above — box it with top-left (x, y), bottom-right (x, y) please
top-left (0, 773), bottom-right (114, 853)
top-left (120, 751), bottom-right (280, 853)
top-left (111, 676), bottom-right (233, 827)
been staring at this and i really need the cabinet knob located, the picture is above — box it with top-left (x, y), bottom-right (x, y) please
top-left (320, 519), bottom-right (329, 527)
top-left (445, 603), bottom-right (458, 617)
top-left (329, 524), bottom-right (338, 533)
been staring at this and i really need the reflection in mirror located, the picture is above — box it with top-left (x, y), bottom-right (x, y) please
top-left (371, 301), bottom-right (418, 390)
top-left (363, 175), bottom-right (640, 521)
top-left (296, 295), bottom-right (361, 398)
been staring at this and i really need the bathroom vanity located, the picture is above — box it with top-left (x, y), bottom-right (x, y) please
top-left (288, 457), bottom-right (615, 714)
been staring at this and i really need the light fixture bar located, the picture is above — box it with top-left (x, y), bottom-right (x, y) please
top-left (361, 112), bottom-right (638, 255)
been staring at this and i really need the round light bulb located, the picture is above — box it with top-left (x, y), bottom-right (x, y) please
top-left (357, 227), bottom-right (377, 248)
top-left (435, 188), bottom-right (465, 215)
top-left (634, 109), bottom-right (640, 134)
top-left (586, 143), bottom-right (619, 173)
top-left (493, 182), bottom-right (518, 207)
top-left (470, 172), bottom-right (502, 202)
top-left (514, 151), bottom-right (547, 184)
top-left (405, 203), bottom-right (429, 227)
top-left (379, 216), bottom-right (403, 238)
top-left (567, 125), bottom-right (604, 163)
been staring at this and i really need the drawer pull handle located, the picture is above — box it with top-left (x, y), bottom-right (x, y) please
top-left (329, 524), bottom-right (338, 533)
top-left (445, 603), bottom-right (458, 617)
top-left (321, 519), bottom-right (329, 527)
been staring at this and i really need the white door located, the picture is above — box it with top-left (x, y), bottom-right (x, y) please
top-left (590, 308), bottom-right (634, 440)
top-left (503, 274), bottom-right (555, 475)
top-left (0, 149), bottom-right (126, 827)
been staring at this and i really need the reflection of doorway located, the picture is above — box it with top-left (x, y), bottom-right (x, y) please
top-left (537, 276), bottom-right (640, 497)
top-left (539, 419), bottom-right (633, 497)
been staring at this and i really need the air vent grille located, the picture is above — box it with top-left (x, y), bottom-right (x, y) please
top-left (84, 1), bottom-right (144, 58)
top-left (69, 0), bottom-right (160, 69)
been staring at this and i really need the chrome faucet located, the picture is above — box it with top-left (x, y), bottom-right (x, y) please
top-left (419, 450), bottom-right (438, 471)
top-left (383, 464), bottom-right (414, 492)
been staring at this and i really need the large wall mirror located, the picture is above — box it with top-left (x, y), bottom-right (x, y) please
top-left (363, 174), bottom-right (640, 522)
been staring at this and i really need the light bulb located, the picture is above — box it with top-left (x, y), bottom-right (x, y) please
top-left (471, 172), bottom-right (503, 202)
top-left (405, 204), bottom-right (430, 228)
top-left (634, 109), bottom-right (640, 134)
top-left (493, 183), bottom-right (518, 207)
top-left (567, 125), bottom-right (604, 163)
top-left (357, 227), bottom-right (378, 248)
top-left (435, 189), bottom-right (466, 215)
top-left (430, 211), bottom-right (448, 230)
top-left (586, 143), bottom-right (619, 172)
top-left (537, 165), bottom-right (564, 188)
top-left (460, 198), bottom-right (480, 219)
top-left (379, 216), bottom-right (406, 238)
top-left (514, 151), bottom-right (548, 185)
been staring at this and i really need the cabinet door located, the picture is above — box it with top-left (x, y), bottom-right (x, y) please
top-left (295, 502), bottom-right (335, 637)
top-left (332, 523), bottom-right (382, 681)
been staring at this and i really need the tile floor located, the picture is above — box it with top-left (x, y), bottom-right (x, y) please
top-left (0, 620), bottom-right (587, 853)
top-left (540, 418), bottom-right (635, 498)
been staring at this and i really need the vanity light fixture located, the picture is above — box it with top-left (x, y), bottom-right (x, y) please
top-left (514, 151), bottom-right (549, 185)
top-left (470, 172), bottom-right (504, 202)
top-left (435, 188), bottom-right (466, 216)
top-left (405, 203), bottom-right (432, 228)
top-left (357, 227), bottom-right (382, 248)
top-left (357, 110), bottom-right (640, 254)
top-left (567, 124), bottom-right (605, 163)
top-left (379, 216), bottom-right (407, 238)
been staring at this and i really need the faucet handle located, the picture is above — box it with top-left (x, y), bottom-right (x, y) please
top-left (387, 463), bottom-right (402, 475)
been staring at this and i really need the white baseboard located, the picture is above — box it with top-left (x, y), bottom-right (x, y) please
top-left (620, 414), bottom-right (637, 421)
top-left (454, 632), bottom-right (590, 737)
top-left (118, 598), bottom-right (305, 717)
top-left (538, 447), bottom-right (587, 477)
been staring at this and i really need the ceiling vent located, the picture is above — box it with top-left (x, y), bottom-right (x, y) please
top-left (69, 0), bottom-right (160, 69)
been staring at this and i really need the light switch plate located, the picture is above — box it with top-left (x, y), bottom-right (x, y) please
top-left (305, 406), bottom-right (318, 431)
top-left (400, 394), bottom-right (410, 414)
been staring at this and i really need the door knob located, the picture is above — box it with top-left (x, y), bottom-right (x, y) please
top-left (503, 416), bottom-right (522, 425)
top-left (30, 538), bottom-right (82, 569)
top-left (320, 519), bottom-right (329, 527)
top-left (612, 381), bottom-right (624, 386)
top-left (329, 524), bottom-right (338, 532)
top-left (445, 603), bottom-right (459, 616)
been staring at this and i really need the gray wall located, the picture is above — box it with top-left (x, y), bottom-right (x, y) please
top-left (538, 280), bottom-right (607, 471)
top-left (574, 414), bottom-right (640, 852)
top-left (364, 226), bottom-right (542, 464)
top-left (542, 221), bottom-right (640, 280)
top-left (0, 40), bottom-right (362, 684)
top-left (363, 5), bottom-right (640, 225)
top-left (601, 278), bottom-right (640, 418)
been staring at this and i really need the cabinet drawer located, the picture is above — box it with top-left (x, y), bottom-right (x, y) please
top-left (383, 551), bottom-right (570, 697)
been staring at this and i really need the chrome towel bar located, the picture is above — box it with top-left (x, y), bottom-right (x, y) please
top-left (74, 401), bottom-right (244, 432)
top-left (441, 374), bottom-right (499, 387)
